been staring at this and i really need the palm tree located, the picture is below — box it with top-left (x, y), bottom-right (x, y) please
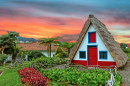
top-left (38, 37), bottom-right (61, 57)
top-left (60, 42), bottom-right (76, 55)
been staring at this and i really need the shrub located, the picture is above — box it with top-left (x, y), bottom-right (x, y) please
top-left (40, 68), bottom-right (122, 86)
top-left (122, 48), bottom-right (130, 60)
top-left (34, 57), bottom-right (66, 69)
top-left (36, 57), bottom-right (66, 65)
top-left (6, 60), bottom-right (11, 63)
top-left (0, 54), bottom-right (8, 65)
top-left (18, 68), bottom-right (48, 86)
top-left (54, 47), bottom-right (68, 58)
top-left (27, 50), bottom-right (46, 61)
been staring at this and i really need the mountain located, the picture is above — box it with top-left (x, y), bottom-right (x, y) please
top-left (16, 36), bottom-right (38, 42)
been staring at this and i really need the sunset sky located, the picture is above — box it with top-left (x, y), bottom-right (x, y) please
top-left (0, 0), bottom-right (130, 43)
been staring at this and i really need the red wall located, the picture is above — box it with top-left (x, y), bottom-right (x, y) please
top-left (71, 60), bottom-right (116, 68)
top-left (98, 61), bottom-right (116, 68)
top-left (71, 60), bottom-right (87, 67)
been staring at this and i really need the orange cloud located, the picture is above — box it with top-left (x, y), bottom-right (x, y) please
top-left (0, 17), bottom-right (84, 39)
top-left (0, 16), bottom-right (130, 44)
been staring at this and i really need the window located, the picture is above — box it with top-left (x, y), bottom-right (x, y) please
top-left (99, 51), bottom-right (107, 59)
top-left (88, 32), bottom-right (96, 43)
top-left (79, 51), bottom-right (86, 59)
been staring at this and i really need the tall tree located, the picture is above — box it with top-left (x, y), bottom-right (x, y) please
top-left (38, 37), bottom-right (61, 57)
top-left (60, 42), bottom-right (76, 55)
top-left (0, 31), bottom-right (19, 60)
top-left (17, 50), bottom-right (27, 61)
top-left (11, 44), bottom-right (22, 60)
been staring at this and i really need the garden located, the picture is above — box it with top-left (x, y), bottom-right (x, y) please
top-left (0, 31), bottom-right (126, 86)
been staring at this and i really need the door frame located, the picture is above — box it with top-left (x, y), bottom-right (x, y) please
top-left (87, 45), bottom-right (98, 68)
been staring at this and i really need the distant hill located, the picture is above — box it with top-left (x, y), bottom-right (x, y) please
top-left (16, 36), bottom-right (38, 42)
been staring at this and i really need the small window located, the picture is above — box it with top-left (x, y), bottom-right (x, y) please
top-left (79, 51), bottom-right (86, 59)
top-left (99, 51), bottom-right (107, 59)
top-left (88, 32), bottom-right (96, 43)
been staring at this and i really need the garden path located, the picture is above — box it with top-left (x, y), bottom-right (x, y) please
top-left (119, 61), bottom-right (130, 86)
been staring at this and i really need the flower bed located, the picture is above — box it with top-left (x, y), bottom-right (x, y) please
top-left (18, 68), bottom-right (48, 86)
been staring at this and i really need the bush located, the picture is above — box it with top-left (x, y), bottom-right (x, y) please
top-left (33, 57), bottom-right (66, 69)
top-left (40, 68), bottom-right (122, 86)
top-left (0, 54), bottom-right (8, 65)
top-left (36, 57), bottom-right (66, 65)
top-left (54, 47), bottom-right (68, 58)
top-left (122, 48), bottom-right (130, 60)
top-left (6, 60), bottom-right (11, 63)
top-left (27, 50), bottom-right (46, 61)
top-left (18, 68), bottom-right (48, 86)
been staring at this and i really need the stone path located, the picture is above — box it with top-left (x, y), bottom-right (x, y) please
top-left (119, 61), bottom-right (130, 86)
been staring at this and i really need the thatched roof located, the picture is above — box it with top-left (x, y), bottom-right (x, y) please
top-left (67, 14), bottom-right (128, 68)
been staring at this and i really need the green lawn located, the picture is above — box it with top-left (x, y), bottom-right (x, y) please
top-left (0, 61), bottom-right (30, 86)
top-left (0, 68), bottom-right (22, 86)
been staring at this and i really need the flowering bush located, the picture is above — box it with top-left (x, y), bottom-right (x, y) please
top-left (18, 68), bottom-right (48, 86)
top-left (21, 78), bottom-right (26, 83)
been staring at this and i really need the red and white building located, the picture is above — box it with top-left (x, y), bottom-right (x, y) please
top-left (66, 15), bottom-right (128, 68)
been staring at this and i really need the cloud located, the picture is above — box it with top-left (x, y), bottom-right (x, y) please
top-left (0, 0), bottom-right (129, 43)
top-left (59, 34), bottom-right (80, 42)
top-left (113, 35), bottom-right (130, 43)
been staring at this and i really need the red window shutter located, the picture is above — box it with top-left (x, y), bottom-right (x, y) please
top-left (89, 32), bottom-right (95, 42)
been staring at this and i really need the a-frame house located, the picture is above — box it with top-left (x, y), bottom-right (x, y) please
top-left (66, 14), bottom-right (128, 68)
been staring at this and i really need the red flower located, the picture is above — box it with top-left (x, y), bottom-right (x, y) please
top-left (21, 78), bottom-right (26, 83)
top-left (18, 68), bottom-right (48, 86)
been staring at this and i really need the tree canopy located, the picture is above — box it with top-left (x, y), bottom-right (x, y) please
top-left (0, 31), bottom-right (19, 54)
top-left (0, 31), bottom-right (20, 60)
top-left (59, 42), bottom-right (76, 55)
top-left (38, 37), bottom-right (61, 57)
top-left (120, 43), bottom-right (127, 48)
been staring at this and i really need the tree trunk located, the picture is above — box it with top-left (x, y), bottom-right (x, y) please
top-left (1, 46), bottom-right (4, 54)
top-left (68, 48), bottom-right (70, 55)
top-left (2, 59), bottom-right (5, 66)
top-left (12, 54), bottom-right (16, 61)
top-left (50, 44), bottom-right (51, 57)
top-left (1, 46), bottom-right (5, 66)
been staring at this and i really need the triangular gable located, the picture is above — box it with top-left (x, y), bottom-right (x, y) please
top-left (66, 15), bottom-right (128, 68)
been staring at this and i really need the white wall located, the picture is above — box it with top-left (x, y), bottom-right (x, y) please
top-left (42, 51), bottom-right (55, 57)
top-left (6, 54), bottom-right (28, 61)
top-left (6, 51), bottom-right (55, 61)
top-left (6, 54), bottom-right (12, 61)
top-left (73, 25), bottom-right (115, 62)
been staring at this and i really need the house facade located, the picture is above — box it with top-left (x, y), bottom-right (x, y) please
top-left (6, 41), bottom-right (64, 61)
top-left (72, 24), bottom-right (116, 68)
top-left (66, 14), bottom-right (128, 68)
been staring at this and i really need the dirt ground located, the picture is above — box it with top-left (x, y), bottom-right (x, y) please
top-left (0, 71), bottom-right (3, 77)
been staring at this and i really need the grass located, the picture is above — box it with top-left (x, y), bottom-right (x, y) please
top-left (0, 61), bottom-right (30, 86)
top-left (0, 68), bottom-right (22, 86)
